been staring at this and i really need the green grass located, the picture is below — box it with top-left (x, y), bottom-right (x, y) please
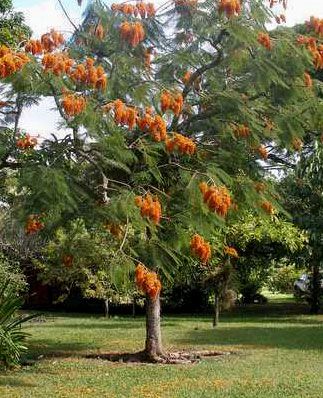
top-left (1, 300), bottom-right (323, 398)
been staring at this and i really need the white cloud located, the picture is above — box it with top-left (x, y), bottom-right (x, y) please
top-left (18, 0), bottom-right (82, 38)
top-left (286, 0), bottom-right (323, 26)
top-left (19, 97), bottom-right (71, 138)
top-left (16, 0), bottom-right (83, 136)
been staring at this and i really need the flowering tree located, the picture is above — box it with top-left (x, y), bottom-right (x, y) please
top-left (1, 0), bottom-right (323, 361)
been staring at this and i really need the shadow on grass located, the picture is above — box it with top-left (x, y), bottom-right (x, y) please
top-left (0, 376), bottom-right (36, 388)
top-left (31, 320), bottom-right (180, 330)
top-left (175, 324), bottom-right (323, 351)
top-left (38, 321), bottom-right (144, 330)
top-left (25, 341), bottom-right (93, 360)
top-left (210, 316), bottom-right (323, 326)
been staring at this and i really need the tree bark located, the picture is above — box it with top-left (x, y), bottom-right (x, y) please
top-left (310, 261), bottom-right (321, 315)
top-left (132, 296), bottom-right (136, 318)
top-left (213, 292), bottom-right (219, 328)
top-left (144, 294), bottom-right (163, 360)
top-left (104, 298), bottom-right (109, 318)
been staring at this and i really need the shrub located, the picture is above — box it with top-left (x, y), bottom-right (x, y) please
top-left (0, 279), bottom-right (37, 368)
top-left (268, 264), bottom-right (304, 294)
top-left (0, 253), bottom-right (27, 295)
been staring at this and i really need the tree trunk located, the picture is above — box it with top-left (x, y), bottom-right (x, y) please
top-left (144, 294), bottom-right (163, 360)
top-left (104, 298), bottom-right (109, 318)
top-left (310, 261), bottom-right (320, 315)
top-left (213, 292), bottom-right (219, 328)
top-left (132, 296), bottom-right (136, 318)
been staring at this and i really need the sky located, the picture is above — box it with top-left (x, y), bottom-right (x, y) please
top-left (10, 0), bottom-right (323, 137)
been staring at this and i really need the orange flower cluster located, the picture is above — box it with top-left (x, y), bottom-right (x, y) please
top-left (16, 133), bottom-right (37, 150)
top-left (147, 115), bottom-right (167, 142)
top-left (257, 32), bottom-right (272, 50)
top-left (160, 91), bottom-right (183, 116)
top-left (0, 46), bottom-right (30, 78)
top-left (275, 14), bottom-right (286, 24)
top-left (25, 40), bottom-right (43, 55)
top-left (41, 30), bottom-right (64, 51)
top-left (199, 182), bottom-right (232, 217)
top-left (190, 234), bottom-right (211, 264)
top-left (165, 133), bottom-right (196, 155)
top-left (174, 0), bottom-right (198, 8)
top-left (261, 200), bottom-right (274, 215)
top-left (25, 215), bottom-right (44, 235)
top-left (62, 254), bottom-right (74, 268)
top-left (135, 194), bottom-right (162, 224)
top-left (144, 48), bottom-right (153, 69)
top-left (42, 52), bottom-right (74, 76)
top-left (254, 181), bottom-right (266, 193)
top-left (110, 99), bottom-right (138, 129)
top-left (94, 23), bottom-right (105, 39)
top-left (218, 0), bottom-right (241, 18)
top-left (137, 111), bottom-right (167, 142)
top-left (25, 30), bottom-right (64, 55)
top-left (306, 16), bottom-right (323, 37)
top-left (297, 36), bottom-right (323, 70)
top-left (103, 101), bottom-right (167, 141)
top-left (42, 54), bottom-right (107, 89)
top-left (224, 246), bottom-right (238, 258)
top-left (112, 2), bottom-right (155, 18)
top-left (257, 145), bottom-right (268, 160)
top-left (233, 124), bottom-right (250, 138)
top-left (120, 21), bottom-right (145, 47)
top-left (70, 58), bottom-right (107, 90)
top-left (135, 263), bottom-right (161, 299)
top-left (182, 70), bottom-right (192, 84)
top-left (62, 94), bottom-right (86, 117)
top-left (292, 138), bottom-right (303, 151)
top-left (304, 72), bottom-right (313, 87)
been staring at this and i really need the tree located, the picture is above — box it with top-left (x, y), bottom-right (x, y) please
top-left (281, 141), bottom-right (323, 313)
top-left (0, 0), bottom-right (31, 47)
top-left (0, 0), bottom-right (31, 173)
top-left (228, 212), bottom-right (307, 303)
top-left (1, 0), bottom-right (322, 361)
top-left (33, 218), bottom-right (134, 316)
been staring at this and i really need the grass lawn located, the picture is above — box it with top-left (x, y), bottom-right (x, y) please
top-left (1, 299), bottom-right (323, 398)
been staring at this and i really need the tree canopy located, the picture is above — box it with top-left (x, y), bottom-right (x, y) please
top-left (1, 0), bottom-right (323, 359)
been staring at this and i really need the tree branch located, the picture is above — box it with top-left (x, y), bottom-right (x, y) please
top-left (57, 0), bottom-right (79, 32)
top-left (0, 160), bottom-right (22, 170)
top-left (14, 93), bottom-right (23, 134)
top-left (171, 29), bottom-right (228, 130)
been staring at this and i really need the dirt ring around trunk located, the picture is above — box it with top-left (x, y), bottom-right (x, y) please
top-left (85, 350), bottom-right (234, 365)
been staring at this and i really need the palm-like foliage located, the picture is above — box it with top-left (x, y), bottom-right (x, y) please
top-left (0, 280), bottom-right (36, 367)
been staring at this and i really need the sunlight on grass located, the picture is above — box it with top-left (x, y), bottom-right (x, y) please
top-left (0, 302), bottom-right (322, 398)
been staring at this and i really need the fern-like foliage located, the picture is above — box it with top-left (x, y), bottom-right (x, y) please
top-left (0, 280), bottom-right (37, 368)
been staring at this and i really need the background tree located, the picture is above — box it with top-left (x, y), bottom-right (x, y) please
top-left (0, 0), bottom-right (30, 47)
top-left (228, 212), bottom-right (307, 303)
top-left (267, 261), bottom-right (305, 295)
top-left (1, 0), bottom-right (322, 362)
top-left (33, 218), bottom-right (134, 316)
top-left (280, 141), bottom-right (323, 313)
